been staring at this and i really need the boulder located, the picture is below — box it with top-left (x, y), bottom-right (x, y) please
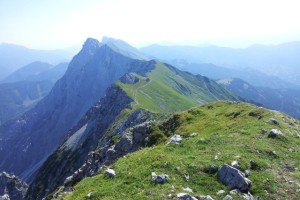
top-left (268, 129), bottom-right (283, 138)
top-left (104, 168), bottom-right (116, 178)
top-left (217, 164), bottom-right (252, 192)
top-left (168, 134), bottom-right (183, 144)
top-left (177, 193), bottom-right (198, 200)
top-left (155, 174), bottom-right (169, 184)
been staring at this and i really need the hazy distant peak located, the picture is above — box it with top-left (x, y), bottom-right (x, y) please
top-left (101, 36), bottom-right (120, 43)
top-left (82, 38), bottom-right (101, 50)
top-left (101, 36), bottom-right (150, 61)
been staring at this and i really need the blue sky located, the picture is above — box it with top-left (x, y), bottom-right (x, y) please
top-left (1, 0), bottom-right (300, 49)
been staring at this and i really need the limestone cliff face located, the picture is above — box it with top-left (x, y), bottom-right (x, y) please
top-left (25, 85), bottom-right (136, 200)
top-left (0, 172), bottom-right (28, 200)
top-left (0, 38), bottom-right (152, 183)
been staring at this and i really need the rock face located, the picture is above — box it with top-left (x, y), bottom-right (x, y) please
top-left (120, 73), bottom-right (139, 84)
top-left (217, 164), bottom-right (252, 192)
top-left (25, 85), bottom-right (135, 199)
top-left (26, 102), bottom-right (153, 199)
top-left (0, 38), bottom-right (154, 183)
top-left (0, 172), bottom-right (28, 200)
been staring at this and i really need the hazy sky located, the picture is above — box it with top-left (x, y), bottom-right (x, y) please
top-left (1, 0), bottom-right (300, 49)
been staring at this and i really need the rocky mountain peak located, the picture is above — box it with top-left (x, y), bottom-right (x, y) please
top-left (82, 38), bottom-right (101, 49)
top-left (0, 37), bottom-right (153, 183)
top-left (79, 38), bottom-right (102, 57)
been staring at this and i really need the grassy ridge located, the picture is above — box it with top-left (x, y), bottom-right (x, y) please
top-left (63, 101), bottom-right (300, 199)
top-left (117, 62), bottom-right (238, 113)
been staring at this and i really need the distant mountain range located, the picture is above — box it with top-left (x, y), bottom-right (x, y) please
top-left (141, 42), bottom-right (300, 87)
top-left (1, 61), bottom-right (68, 84)
top-left (218, 78), bottom-right (300, 119)
top-left (168, 61), bottom-right (297, 89)
top-left (0, 43), bottom-right (73, 79)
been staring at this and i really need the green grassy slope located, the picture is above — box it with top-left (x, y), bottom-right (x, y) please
top-left (62, 101), bottom-right (300, 200)
top-left (117, 62), bottom-right (239, 113)
top-left (27, 60), bottom-right (239, 200)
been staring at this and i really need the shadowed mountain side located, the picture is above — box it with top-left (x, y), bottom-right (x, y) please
top-left (0, 80), bottom-right (53, 125)
top-left (0, 38), bottom-right (154, 183)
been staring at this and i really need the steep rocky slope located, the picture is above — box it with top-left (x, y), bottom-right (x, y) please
top-left (59, 101), bottom-right (300, 200)
top-left (0, 38), bottom-right (154, 182)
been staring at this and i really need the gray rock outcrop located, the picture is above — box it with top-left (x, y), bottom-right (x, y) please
top-left (155, 174), bottom-right (169, 184)
top-left (217, 164), bottom-right (252, 192)
top-left (268, 129), bottom-right (283, 138)
top-left (120, 73), bottom-right (139, 84)
top-left (0, 172), bottom-right (28, 200)
top-left (168, 134), bottom-right (182, 144)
